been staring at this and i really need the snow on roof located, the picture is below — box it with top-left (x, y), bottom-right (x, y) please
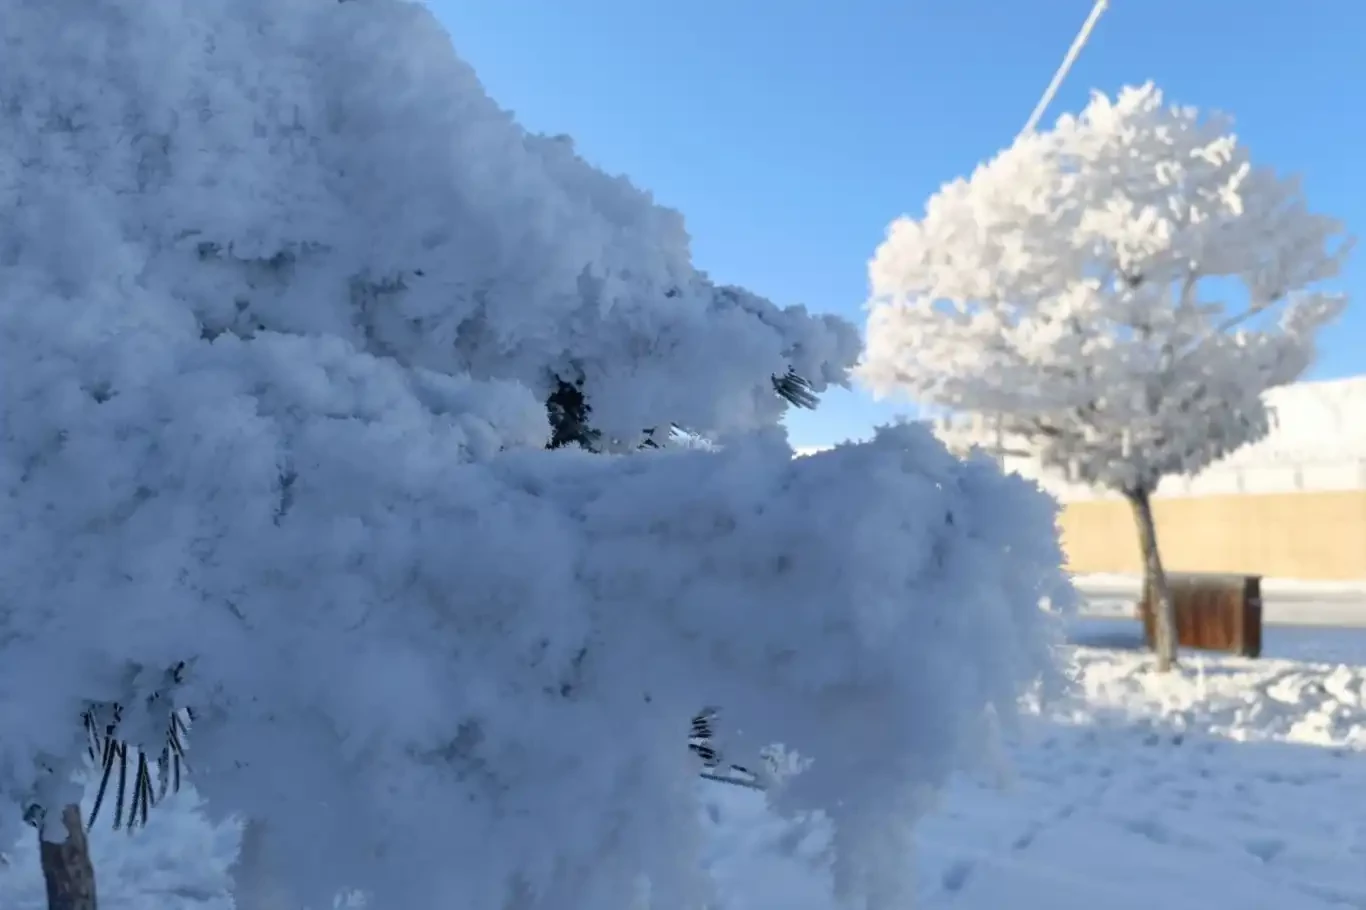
top-left (1001, 375), bottom-right (1366, 499)
top-left (1221, 375), bottom-right (1366, 466)
top-left (799, 376), bottom-right (1366, 494)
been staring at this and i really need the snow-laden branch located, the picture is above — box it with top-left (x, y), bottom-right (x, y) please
top-left (0, 2), bottom-right (1068, 909)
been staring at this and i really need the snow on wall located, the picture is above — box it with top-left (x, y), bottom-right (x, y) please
top-left (1009, 376), bottom-right (1366, 501)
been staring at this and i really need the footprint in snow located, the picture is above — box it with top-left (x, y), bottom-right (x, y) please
top-left (1119, 817), bottom-right (1205, 851)
top-left (1243, 837), bottom-right (1286, 864)
top-left (940, 858), bottom-right (975, 894)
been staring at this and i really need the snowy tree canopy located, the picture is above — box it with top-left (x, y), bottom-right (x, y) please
top-left (860, 83), bottom-right (1353, 494)
top-left (0, 1), bottom-right (1069, 909)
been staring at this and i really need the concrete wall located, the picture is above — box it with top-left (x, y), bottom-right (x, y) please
top-left (1010, 377), bottom-right (1366, 581)
top-left (1058, 490), bottom-right (1366, 580)
top-left (809, 377), bottom-right (1366, 580)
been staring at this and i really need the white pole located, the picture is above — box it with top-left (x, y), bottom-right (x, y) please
top-left (1018, 0), bottom-right (1111, 138)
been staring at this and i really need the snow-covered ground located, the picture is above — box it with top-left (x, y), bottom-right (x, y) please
top-left (3, 623), bottom-right (1364, 910)
top-left (710, 628), bottom-right (1366, 909)
top-left (1075, 572), bottom-right (1366, 627)
top-left (919, 630), bottom-right (1366, 908)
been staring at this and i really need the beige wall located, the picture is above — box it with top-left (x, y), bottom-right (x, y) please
top-left (1059, 490), bottom-right (1366, 580)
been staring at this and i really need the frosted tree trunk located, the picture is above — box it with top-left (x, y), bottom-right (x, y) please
top-left (1126, 488), bottom-right (1177, 672)
top-left (38, 804), bottom-right (97, 910)
top-left (229, 818), bottom-right (294, 910)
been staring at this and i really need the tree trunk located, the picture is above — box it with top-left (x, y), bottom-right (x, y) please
top-left (38, 804), bottom-right (97, 910)
top-left (1125, 488), bottom-right (1177, 672)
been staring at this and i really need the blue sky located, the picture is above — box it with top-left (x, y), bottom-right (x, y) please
top-left (424, 1), bottom-right (1364, 450)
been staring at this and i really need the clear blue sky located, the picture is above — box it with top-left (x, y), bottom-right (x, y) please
top-left (423, 1), bottom-right (1364, 450)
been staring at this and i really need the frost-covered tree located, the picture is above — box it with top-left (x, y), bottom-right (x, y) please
top-left (0, 1), bottom-right (1071, 909)
top-left (859, 83), bottom-right (1351, 672)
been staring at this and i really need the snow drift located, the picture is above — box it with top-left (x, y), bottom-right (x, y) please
top-left (0, 1), bottom-right (1070, 908)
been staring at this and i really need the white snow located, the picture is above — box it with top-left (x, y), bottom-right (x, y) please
top-left (717, 629), bottom-right (1366, 908)
top-left (0, 2), bottom-right (1066, 909)
top-left (906, 640), bottom-right (1366, 909)
top-left (6, 632), bottom-right (1365, 910)
top-left (1078, 572), bottom-right (1366, 597)
top-left (11, 3), bottom-right (1359, 908)
top-left (1224, 376), bottom-right (1366, 468)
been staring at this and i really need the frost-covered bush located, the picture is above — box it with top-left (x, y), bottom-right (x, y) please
top-left (0, 1), bottom-right (1070, 908)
